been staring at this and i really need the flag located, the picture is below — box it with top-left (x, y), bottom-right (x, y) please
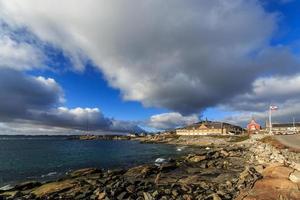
top-left (270, 105), bottom-right (278, 110)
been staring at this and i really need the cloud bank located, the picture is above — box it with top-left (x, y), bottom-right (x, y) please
top-left (0, 0), bottom-right (300, 130)
top-left (147, 112), bottom-right (199, 130)
top-left (0, 69), bottom-right (143, 134)
top-left (1, 0), bottom-right (299, 115)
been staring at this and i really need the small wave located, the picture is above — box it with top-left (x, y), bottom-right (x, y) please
top-left (154, 158), bottom-right (167, 166)
top-left (0, 184), bottom-right (14, 191)
top-left (41, 172), bottom-right (57, 178)
top-left (176, 146), bottom-right (187, 151)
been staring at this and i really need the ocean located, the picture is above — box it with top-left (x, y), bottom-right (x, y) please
top-left (0, 135), bottom-right (191, 188)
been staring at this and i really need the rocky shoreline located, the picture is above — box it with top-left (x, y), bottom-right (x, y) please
top-left (69, 135), bottom-right (132, 141)
top-left (0, 134), bottom-right (299, 200)
top-left (0, 144), bottom-right (261, 200)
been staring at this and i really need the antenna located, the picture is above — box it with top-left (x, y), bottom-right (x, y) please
top-left (293, 117), bottom-right (295, 132)
top-left (86, 113), bottom-right (89, 134)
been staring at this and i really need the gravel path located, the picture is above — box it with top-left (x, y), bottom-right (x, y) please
top-left (275, 134), bottom-right (300, 150)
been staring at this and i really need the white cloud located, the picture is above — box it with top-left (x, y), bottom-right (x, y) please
top-left (0, 35), bottom-right (45, 70)
top-left (147, 112), bottom-right (199, 130)
top-left (222, 74), bottom-right (300, 126)
top-left (2, 0), bottom-right (298, 114)
top-left (0, 0), bottom-right (300, 131)
top-left (0, 122), bottom-right (79, 135)
top-left (0, 69), bottom-right (141, 134)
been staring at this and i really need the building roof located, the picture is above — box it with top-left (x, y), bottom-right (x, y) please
top-left (177, 121), bottom-right (243, 130)
top-left (248, 119), bottom-right (260, 125)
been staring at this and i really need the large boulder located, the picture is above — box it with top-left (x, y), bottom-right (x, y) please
top-left (69, 168), bottom-right (101, 178)
top-left (289, 170), bottom-right (300, 183)
top-left (31, 179), bottom-right (75, 197)
top-left (262, 165), bottom-right (293, 179)
top-left (187, 155), bottom-right (206, 163)
top-left (124, 165), bottom-right (156, 178)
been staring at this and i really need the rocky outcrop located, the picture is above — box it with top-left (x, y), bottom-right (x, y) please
top-left (1, 135), bottom-right (298, 200)
top-left (289, 170), bottom-right (300, 183)
top-left (137, 134), bottom-right (250, 146)
top-left (236, 165), bottom-right (300, 200)
top-left (236, 136), bottom-right (300, 200)
top-left (70, 135), bottom-right (132, 141)
top-left (0, 145), bottom-right (261, 200)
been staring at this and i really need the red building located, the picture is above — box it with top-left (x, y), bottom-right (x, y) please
top-left (247, 119), bottom-right (261, 134)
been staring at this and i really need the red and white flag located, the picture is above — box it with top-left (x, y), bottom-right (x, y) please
top-left (270, 105), bottom-right (278, 110)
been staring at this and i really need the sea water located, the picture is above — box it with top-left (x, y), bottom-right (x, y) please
top-left (0, 135), bottom-right (190, 187)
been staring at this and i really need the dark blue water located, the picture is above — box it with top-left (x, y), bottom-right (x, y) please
top-left (0, 135), bottom-right (191, 187)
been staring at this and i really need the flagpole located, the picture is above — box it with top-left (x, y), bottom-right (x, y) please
top-left (269, 106), bottom-right (272, 135)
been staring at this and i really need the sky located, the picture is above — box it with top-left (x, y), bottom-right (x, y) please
top-left (0, 0), bottom-right (300, 134)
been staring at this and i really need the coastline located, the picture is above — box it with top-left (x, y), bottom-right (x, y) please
top-left (1, 134), bottom-right (300, 199)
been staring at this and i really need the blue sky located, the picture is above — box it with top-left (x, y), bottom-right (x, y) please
top-left (0, 0), bottom-right (300, 134)
top-left (30, 64), bottom-right (167, 121)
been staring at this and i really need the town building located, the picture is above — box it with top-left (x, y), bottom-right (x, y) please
top-left (247, 118), bottom-right (261, 134)
top-left (176, 121), bottom-right (244, 136)
top-left (266, 122), bottom-right (300, 135)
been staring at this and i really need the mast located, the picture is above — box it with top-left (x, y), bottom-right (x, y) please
top-left (293, 117), bottom-right (296, 132)
top-left (86, 114), bottom-right (89, 134)
top-left (269, 106), bottom-right (272, 134)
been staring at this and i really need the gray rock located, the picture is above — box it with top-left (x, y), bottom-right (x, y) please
top-left (143, 192), bottom-right (154, 200)
top-left (289, 170), bottom-right (300, 183)
top-left (126, 185), bottom-right (135, 193)
top-left (117, 191), bottom-right (127, 200)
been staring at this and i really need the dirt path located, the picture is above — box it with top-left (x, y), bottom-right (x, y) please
top-left (275, 134), bottom-right (300, 150)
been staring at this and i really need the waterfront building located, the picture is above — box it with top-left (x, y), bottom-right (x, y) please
top-left (176, 121), bottom-right (244, 136)
top-left (265, 122), bottom-right (300, 135)
top-left (247, 118), bottom-right (261, 134)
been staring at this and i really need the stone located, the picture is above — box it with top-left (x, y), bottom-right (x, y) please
top-left (75, 193), bottom-right (87, 199)
top-left (186, 167), bottom-right (202, 174)
top-left (152, 190), bottom-right (159, 198)
top-left (199, 162), bottom-right (207, 168)
top-left (125, 165), bottom-right (155, 178)
top-left (97, 192), bottom-right (106, 200)
top-left (220, 150), bottom-right (229, 157)
top-left (117, 191), bottom-right (127, 200)
top-left (164, 189), bottom-right (171, 195)
top-left (70, 168), bottom-right (101, 178)
top-left (178, 175), bottom-right (202, 185)
top-left (143, 192), bottom-right (154, 200)
top-left (211, 193), bottom-right (222, 200)
top-left (171, 189), bottom-right (178, 197)
top-left (182, 194), bottom-right (193, 200)
top-left (31, 180), bottom-right (75, 197)
top-left (291, 163), bottom-right (300, 171)
top-left (14, 181), bottom-right (41, 191)
top-left (253, 178), bottom-right (298, 191)
top-left (160, 162), bottom-right (177, 172)
top-left (188, 155), bottom-right (206, 162)
top-left (289, 170), bottom-right (300, 183)
top-left (126, 185), bottom-right (135, 193)
top-left (253, 165), bottom-right (264, 174)
top-left (154, 172), bottom-right (161, 185)
top-left (263, 165), bottom-right (293, 179)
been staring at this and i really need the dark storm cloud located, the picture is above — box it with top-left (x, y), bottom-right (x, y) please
top-left (0, 69), bottom-right (63, 120)
top-left (2, 0), bottom-right (292, 114)
top-left (1, 0), bottom-right (299, 114)
top-left (0, 69), bottom-right (142, 133)
top-left (1, 0), bottom-right (300, 131)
